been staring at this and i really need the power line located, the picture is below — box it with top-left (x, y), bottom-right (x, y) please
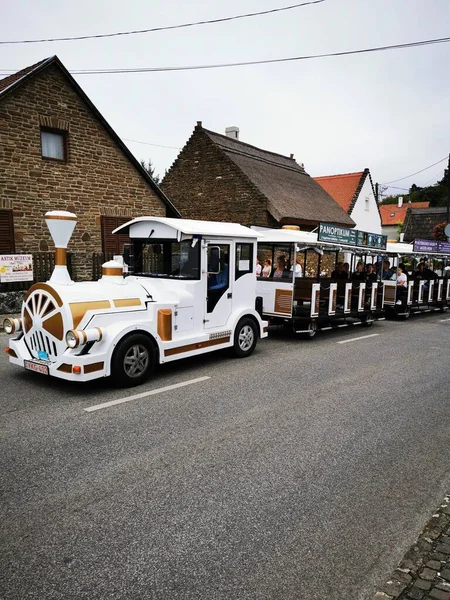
top-left (123, 137), bottom-right (180, 150)
top-left (1, 34), bottom-right (448, 78)
top-left (382, 156), bottom-right (448, 185)
top-left (0, 1), bottom-right (326, 45)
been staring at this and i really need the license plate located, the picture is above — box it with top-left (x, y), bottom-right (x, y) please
top-left (24, 360), bottom-right (49, 376)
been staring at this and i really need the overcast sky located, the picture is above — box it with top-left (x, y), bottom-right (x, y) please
top-left (2, 0), bottom-right (449, 197)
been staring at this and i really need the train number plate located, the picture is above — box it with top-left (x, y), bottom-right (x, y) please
top-left (24, 360), bottom-right (49, 376)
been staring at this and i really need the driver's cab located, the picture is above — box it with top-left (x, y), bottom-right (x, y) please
top-left (115, 217), bottom-right (261, 337)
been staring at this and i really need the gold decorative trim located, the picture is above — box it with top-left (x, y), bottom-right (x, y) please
top-left (6, 348), bottom-right (18, 358)
top-left (84, 362), bottom-right (104, 374)
top-left (42, 312), bottom-right (64, 341)
top-left (103, 267), bottom-right (123, 276)
top-left (45, 215), bottom-right (77, 221)
top-left (57, 363), bottom-right (72, 373)
top-left (95, 327), bottom-right (103, 342)
top-left (274, 289), bottom-right (293, 314)
top-left (113, 298), bottom-right (141, 308)
top-left (24, 284), bottom-right (63, 307)
top-left (157, 309), bottom-right (172, 342)
top-left (55, 248), bottom-right (67, 266)
top-left (69, 300), bottom-right (111, 329)
top-left (164, 336), bottom-right (230, 357)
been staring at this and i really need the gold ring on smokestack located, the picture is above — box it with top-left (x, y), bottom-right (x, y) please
top-left (55, 248), bottom-right (67, 266)
top-left (44, 210), bottom-right (77, 285)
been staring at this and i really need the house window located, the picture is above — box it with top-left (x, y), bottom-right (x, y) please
top-left (41, 128), bottom-right (67, 161)
top-left (101, 216), bottom-right (130, 254)
top-left (365, 196), bottom-right (370, 211)
top-left (0, 210), bottom-right (15, 253)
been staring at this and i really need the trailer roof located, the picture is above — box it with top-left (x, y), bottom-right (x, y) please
top-left (113, 217), bottom-right (260, 239)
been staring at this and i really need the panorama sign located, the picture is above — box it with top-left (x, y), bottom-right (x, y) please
top-left (318, 223), bottom-right (387, 250)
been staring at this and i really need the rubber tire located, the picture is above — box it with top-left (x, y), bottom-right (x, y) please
top-left (401, 307), bottom-right (411, 320)
top-left (111, 333), bottom-right (155, 388)
top-left (361, 312), bottom-right (374, 327)
top-left (303, 321), bottom-right (317, 340)
top-left (440, 306), bottom-right (448, 313)
top-left (232, 318), bottom-right (258, 358)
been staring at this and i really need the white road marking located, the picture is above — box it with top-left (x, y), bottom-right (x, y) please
top-left (84, 376), bottom-right (211, 412)
top-left (439, 318), bottom-right (450, 322)
top-left (337, 333), bottom-right (380, 345)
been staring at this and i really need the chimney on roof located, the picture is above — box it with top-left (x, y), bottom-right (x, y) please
top-left (225, 126), bottom-right (239, 140)
top-left (290, 153), bottom-right (294, 159)
top-left (398, 196), bottom-right (403, 208)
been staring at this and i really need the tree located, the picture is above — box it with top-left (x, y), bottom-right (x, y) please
top-left (433, 221), bottom-right (447, 241)
top-left (140, 159), bottom-right (161, 185)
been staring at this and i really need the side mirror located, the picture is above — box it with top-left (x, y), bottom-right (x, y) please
top-left (208, 246), bottom-right (221, 274)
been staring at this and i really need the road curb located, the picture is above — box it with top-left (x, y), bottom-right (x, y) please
top-left (374, 493), bottom-right (450, 600)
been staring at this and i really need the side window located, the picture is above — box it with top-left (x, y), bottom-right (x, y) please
top-left (207, 244), bottom-right (230, 313)
top-left (41, 128), bottom-right (67, 162)
top-left (101, 216), bottom-right (130, 254)
top-left (235, 243), bottom-right (253, 281)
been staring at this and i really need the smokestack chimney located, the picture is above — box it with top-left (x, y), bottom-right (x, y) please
top-left (225, 126), bottom-right (239, 140)
top-left (398, 196), bottom-right (403, 208)
top-left (45, 210), bottom-right (77, 285)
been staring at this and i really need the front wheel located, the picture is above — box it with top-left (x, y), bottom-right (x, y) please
top-left (232, 318), bottom-right (258, 358)
top-left (111, 333), bottom-right (155, 387)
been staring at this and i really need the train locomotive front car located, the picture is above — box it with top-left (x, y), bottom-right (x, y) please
top-left (5, 211), bottom-right (268, 387)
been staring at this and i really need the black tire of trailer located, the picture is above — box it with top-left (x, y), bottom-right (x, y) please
top-left (232, 317), bottom-right (258, 358)
top-left (400, 306), bottom-right (411, 320)
top-left (361, 312), bottom-right (374, 327)
top-left (111, 332), bottom-right (157, 388)
top-left (440, 306), bottom-right (448, 313)
top-left (303, 321), bottom-right (317, 340)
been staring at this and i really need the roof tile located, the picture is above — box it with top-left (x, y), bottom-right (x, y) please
top-left (314, 172), bottom-right (365, 213)
top-left (379, 201), bottom-right (430, 225)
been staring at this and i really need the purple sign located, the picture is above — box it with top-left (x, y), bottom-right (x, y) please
top-left (413, 239), bottom-right (438, 253)
top-left (438, 241), bottom-right (450, 254)
top-left (413, 238), bottom-right (450, 254)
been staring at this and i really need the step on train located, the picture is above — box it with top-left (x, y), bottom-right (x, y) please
top-left (4, 213), bottom-right (450, 386)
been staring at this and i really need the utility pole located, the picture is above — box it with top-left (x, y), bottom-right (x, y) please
top-left (447, 154), bottom-right (450, 224)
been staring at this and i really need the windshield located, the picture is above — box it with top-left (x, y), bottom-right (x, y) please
top-left (130, 239), bottom-right (200, 280)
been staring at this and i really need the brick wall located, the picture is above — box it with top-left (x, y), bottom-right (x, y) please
top-left (162, 125), bottom-right (278, 228)
top-left (0, 64), bottom-right (167, 280)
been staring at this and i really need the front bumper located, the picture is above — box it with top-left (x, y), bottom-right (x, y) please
top-left (8, 336), bottom-right (109, 382)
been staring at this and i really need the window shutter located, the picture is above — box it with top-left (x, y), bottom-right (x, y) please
top-left (0, 210), bottom-right (15, 253)
top-left (101, 216), bottom-right (130, 254)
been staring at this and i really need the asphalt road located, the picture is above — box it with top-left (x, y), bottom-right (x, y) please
top-left (1, 314), bottom-right (450, 600)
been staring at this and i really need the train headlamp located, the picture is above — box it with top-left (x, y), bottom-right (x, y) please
top-left (3, 317), bottom-right (22, 335)
top-left (66, 328), bottom-right (103, 349)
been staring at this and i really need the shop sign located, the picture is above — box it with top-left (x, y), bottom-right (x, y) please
top-left (318, 223), bottom-right (387, 250)
top-left (318, 223), bottom-right (357, 246)
top-left (0, 255), bottom-right (34, 282)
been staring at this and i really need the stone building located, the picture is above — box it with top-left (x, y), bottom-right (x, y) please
top-left (314, 169), bottom-right (382, 234)
top-left (379, 200), bottom-right (429, 242)
top-left (403, 206), bottom-right (449, 242)
top-left (0, 55), bottom-right (179, 279)
top-left (161, 122), bottom-right (354, 230)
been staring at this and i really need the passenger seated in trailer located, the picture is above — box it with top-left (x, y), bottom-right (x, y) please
top-left (340, 262), bottom-right (350, 279)
top-left (396, 265), bottom-right (408, 305)
top-left (352, 261), bottom-right (365, 280)
top-left (366, 263), bottom-right (377, 282)
top-left (272, 256), bottom-right (291, 279)
top-left (382, 261), bottom-right (395, 280)
top-left (399, 263), bottom-right (409, 280)
top-left (290, 257), bottom-right (303, 277)
top-left (424, 262), bottom-right (438, 279)
top-left (262, 258), bottom-right (272, 277)
top-left (256, 256), bottom-right (262, 277)
top-left (331, 261), bottom-right (343, 279)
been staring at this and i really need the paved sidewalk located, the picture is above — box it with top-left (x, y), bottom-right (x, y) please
top-left (374, 494), bottom-right (450, 600)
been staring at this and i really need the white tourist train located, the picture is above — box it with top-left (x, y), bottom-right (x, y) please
top-left (4, 211), bottom-right (267, 386)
